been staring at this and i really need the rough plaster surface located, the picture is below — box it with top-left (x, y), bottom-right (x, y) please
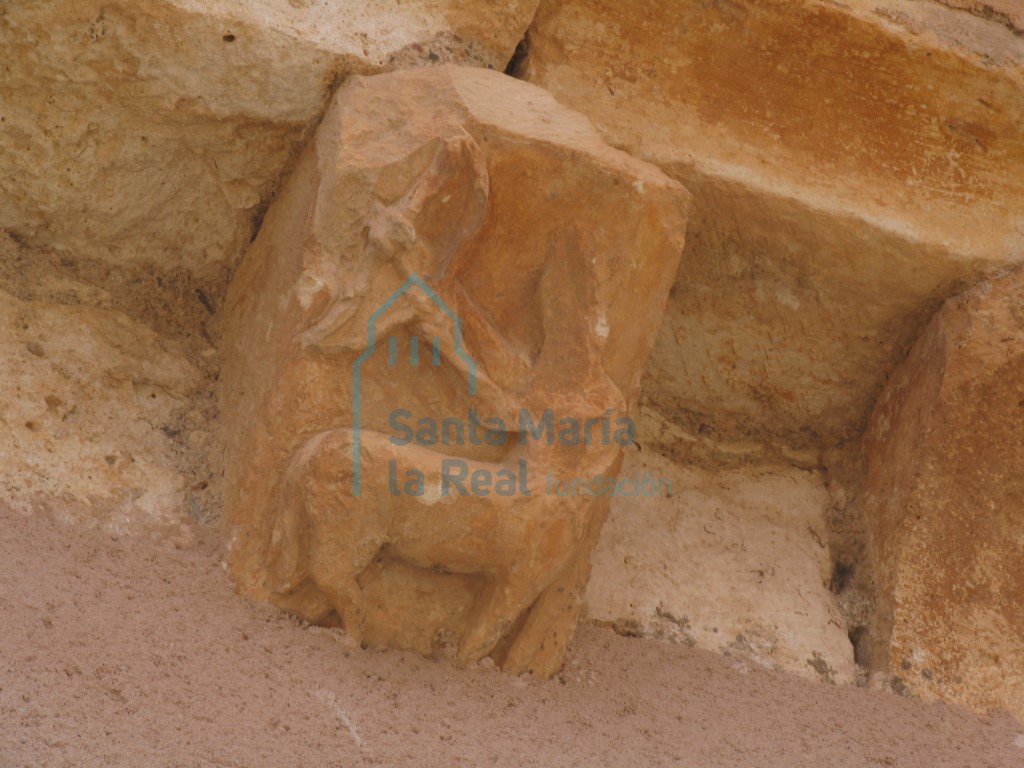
top-left (2, 505), bottom-right (1023, 767)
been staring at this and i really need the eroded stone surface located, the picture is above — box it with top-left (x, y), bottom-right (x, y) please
top-left (520, 0), bottom-right (1024, 452)
top-left (221, 65), bottom-right (689, 675)
top-left (0, 0), bottom-right (537, 278)
top-left (586, 450), bottom-right (855, 684)
top-left (5, 0), bottom-right (1021, 703)
top-left (860, 268), bottom-right (1024, 717)
top-left (0, 278), bottom-right (203, 539)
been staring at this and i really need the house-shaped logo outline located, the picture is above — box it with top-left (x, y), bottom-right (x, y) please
top-left (352, 273), bottom-right (478, 496)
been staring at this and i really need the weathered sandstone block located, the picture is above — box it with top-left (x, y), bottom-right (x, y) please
top-left (0, 241), bottom-right (203, 537)
top-left (521, 0), bottom-right (1024, 452)
top-left (861, 268), bottom-right (1024, 717)
top-left (221, 66), bottom-right (689, 675)
top-left (0, 0), bottom-right (537, 278)
top-left (586, 450), bottom-right (855, 684)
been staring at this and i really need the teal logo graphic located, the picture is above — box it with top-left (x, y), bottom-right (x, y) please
top-left (351, 274), bottom-right (476, 496)
top-left (352, 273), bottom-right (670, 499)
